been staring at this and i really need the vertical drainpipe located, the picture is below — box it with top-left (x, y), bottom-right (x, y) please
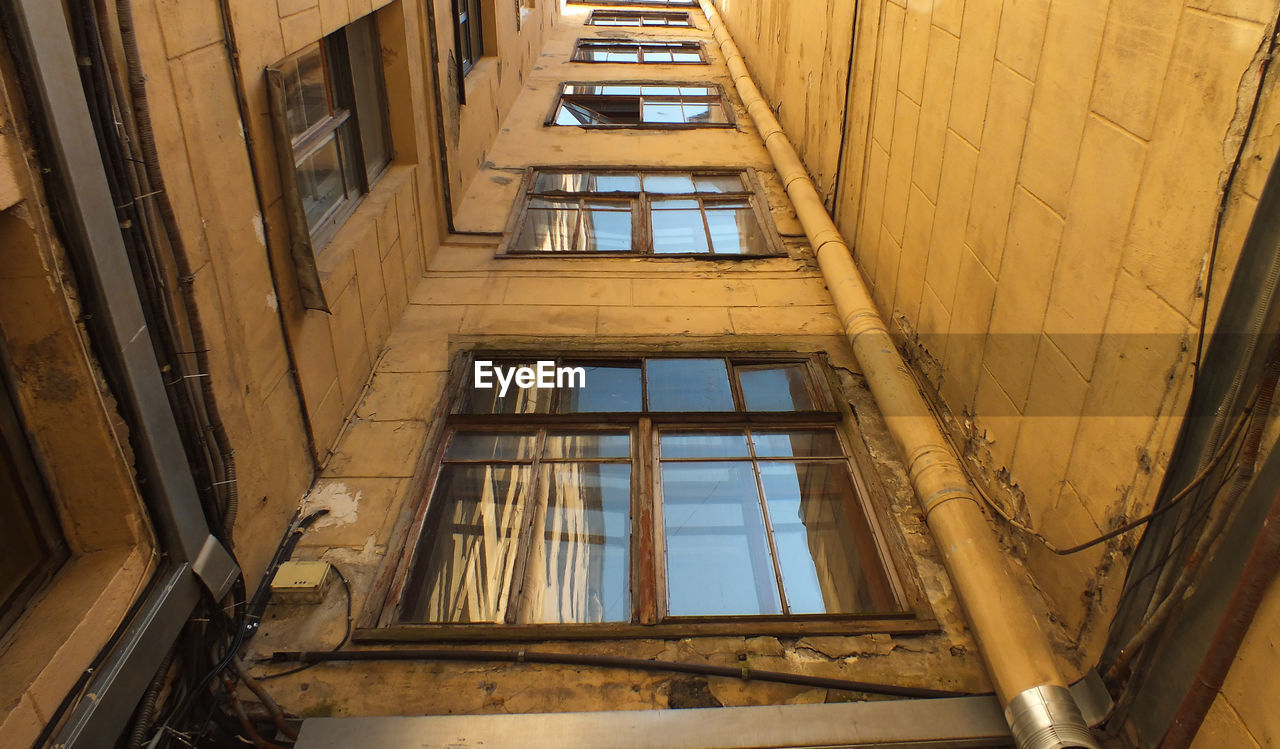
top-left (697, 3), bottom-right (1099, 748)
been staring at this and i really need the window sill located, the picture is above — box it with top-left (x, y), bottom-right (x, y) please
top-left (314, 164), bottom-right (415, 300)
top-left (0, 546), bottom-right (152, 742)
top-left (463, 58), bottom-right (499, 102)
top-left (354, 617), bottom-right (939, 643)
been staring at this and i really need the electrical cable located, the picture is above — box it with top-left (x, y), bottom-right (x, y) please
top-left (902, 360), bottom-right (1255, 556)
top-left (257, 566), bottom-right (353, 682)
top-left (264, 646), bottom-right (974, 700)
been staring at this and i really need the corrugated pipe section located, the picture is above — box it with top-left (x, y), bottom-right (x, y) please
top-left (698, 3), bottom-right (1099, 748)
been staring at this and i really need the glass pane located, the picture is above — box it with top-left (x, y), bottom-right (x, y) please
top-left (592, 174), bottom-right (642, 192)
top-left (640, 86), bottom-right (683, 96)
top-left (706, 203), bottom-right (768, 255)
top-left (565, 84), bottom-right (604, 95)
top-left (544, 432), bottom-right (631, 459)
top-left (643, 174), bottom-right (696, 193)
top-left (650, 205), bottom-right (710, 254)
top-left (751, 430), bottom-right (844, 458)
top-left (646, 359), bottom-right (735, 411)
top-left (642, 49), bottom-right (674, 63)
top-left (738, 364), bottom-right (816, 411)
top-left (662, 462), bottom-right (780, 616)
top-left (462, 362), bottom-right (557, 413)
top-left (346, 17), bottom-right (391, 179)
top-left (594, 46), bottom-right (639, 63)
top-left (642, 103), bottom-right (686, 123)
top-left (660, 431), bottom-right (750, 458)
top-left (400, 464), bottom-right (533, 622)
top-left (758, 462), bottom-right (893, 614)
top-left (0, 441), bottom-right (57, 609)
top-left (511, 206), bottom-right (579, 252)
top-left (671, 51), bottom-right (702, 63)
top-left (682, 103), bottom-right (716, 124)
top-left (557, 363), bottom-right (643, 413)
top-left (445, 432), bottom-right (539, 460)
top-left (534, 171), bottom-right (589, 193)
top-left (521, 464), bottom-right (632, 623)
top-left (600, 85), bottom-right (642, 96)
top-left (296, 136), bottom-right (349, 231)
top-left (680, 86), bottom-right (715, 96)
top-left (692, 174), bottom-right (746, 193)
top-left (282, 44), bottom-right (330, 140)
top-left (580, 201), bottom-right (633, 251)
top-left (650, 198), bottom-right (699, 208)
top-left (556, 101), bottom-right (601, 126)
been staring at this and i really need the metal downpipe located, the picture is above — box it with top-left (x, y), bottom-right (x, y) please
top-left (697, 3), bottom-right (1098, 747)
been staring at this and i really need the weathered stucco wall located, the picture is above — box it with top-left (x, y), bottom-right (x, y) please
top-left (433, 0), bottom-right (559, 229)
top-left (715, 0), bottom-right (1280, 674)
top-left (239, 2), bottom-right (1032, 719)
top-left (126, 0), bottom-right (472, 582)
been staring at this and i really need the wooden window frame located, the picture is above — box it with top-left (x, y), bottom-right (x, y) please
top-left (571, 38), bottom-right (708, 64)
top-left (455, 0), bottom-right (486, 75)
top-left (265, 14), bottom-right (394, 311)
top-left (358, 352), bottom-right (938, 642)
top-left (545, 81), bottom-right (735, 129)
top-left (498, 167), bottom-right (786, 258)
top-left (586, 10), bottom-right (693, 27)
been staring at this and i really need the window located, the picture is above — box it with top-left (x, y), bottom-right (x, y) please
top-left (0, 373), bottom-right (67, 636)
top-left (265, 15), bottom-right (393, 308)
top-left (573, 39), bottom-right (706, 64)
top-left (457, 0), bottom-right (485, 73)
top-left (587, 10), bottom-right (692, 26)
top-left (551, 83), bottom-right (730, 128)
top-left (394, 355), bottom-right (904, 627)
top-left (505, 169), bottom-right (777, 256)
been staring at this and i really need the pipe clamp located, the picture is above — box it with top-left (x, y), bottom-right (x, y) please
top-left (1004, 685), bottom-right (1101, 749)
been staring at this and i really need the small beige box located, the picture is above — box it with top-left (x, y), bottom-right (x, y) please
top-left (270, 561), bottom-right (333, 604)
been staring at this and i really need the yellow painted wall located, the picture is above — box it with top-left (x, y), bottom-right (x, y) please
top-left (716, 0), bottom-right (1280, 670)
top-left (235, 2), bottom-right (1033, 717)
top-left (126, 0), bottom-right (535, 582)
top-left (432, 0), bottom-right (559, 230)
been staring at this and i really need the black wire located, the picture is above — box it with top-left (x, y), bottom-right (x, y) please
top-left (258, 566), bottom-right (353, 682)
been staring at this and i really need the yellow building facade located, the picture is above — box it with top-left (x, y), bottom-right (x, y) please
top-left (0, 0), bottom-right (1277, 747)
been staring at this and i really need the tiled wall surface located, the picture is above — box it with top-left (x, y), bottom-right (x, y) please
top-left (722, 0), bottom-right (1280, 654)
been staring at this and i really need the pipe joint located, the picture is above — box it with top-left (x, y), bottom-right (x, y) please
top-left (1004, 685), bottom-right (1100, 749)
top-left (842, 309), bottom-right (887, 340)
top-left (919, 485), bottom-right (975, 517)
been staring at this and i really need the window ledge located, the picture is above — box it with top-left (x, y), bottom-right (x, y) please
top-left (315, 164), bottom-right (416, 300)
top-left (354, 618), bottom-right (939, 644)
top-left (0, 545), bottom-right (153, 743)
top-left (463, 58), bottom-right (499, 101)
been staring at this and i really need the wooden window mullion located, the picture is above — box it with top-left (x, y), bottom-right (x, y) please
top-left (504, 429), bottom-right (549, 624)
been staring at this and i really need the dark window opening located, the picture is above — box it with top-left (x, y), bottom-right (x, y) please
top-left (457, 0), bottom-right (486, 73)
top-left (0, 371), bottom-right (67, 636)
